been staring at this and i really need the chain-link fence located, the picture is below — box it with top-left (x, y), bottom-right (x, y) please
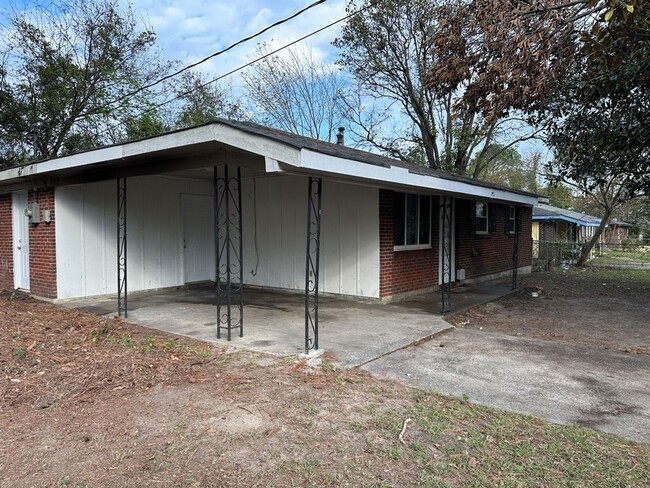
top-left (532, 241), bottom-right (582, 271)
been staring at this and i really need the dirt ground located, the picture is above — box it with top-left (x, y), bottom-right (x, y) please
top-left (1, 268), bottom-right (649, 487)
top-left (448, 267), bottom-right (650, 356)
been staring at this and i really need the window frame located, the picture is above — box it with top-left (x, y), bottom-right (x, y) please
top-left (393, 193), bottom-right (432, 251)
top-left (475, 201), bottom-right (489, 235)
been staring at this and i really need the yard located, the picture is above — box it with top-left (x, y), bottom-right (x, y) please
top-left (1, 268), bottom-right (649, 487)
top-left (590, 246), bottom-right (650, 267)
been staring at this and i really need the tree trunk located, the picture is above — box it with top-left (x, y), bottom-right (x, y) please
top-left (576, 207), bottom-right (612, 266)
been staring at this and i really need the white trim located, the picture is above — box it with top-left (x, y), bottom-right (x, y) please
top-left (0, 122), bottom-right (539, 206)
top-left (299, 149), bottom-right (538, 205)
top-left (393, 244), bottom-right (432, 252)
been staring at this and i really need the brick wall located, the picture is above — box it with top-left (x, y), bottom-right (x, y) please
top-left (0, 193), bottom-right (13, 291)
top-left (539, 221), bottom-right (557, 241)
top-left (379, 192), bottom-right (533, 298)
top-left (455, 199), bottom-right (532, 278)
top-left (28, 188), bottom-right (57, 298)
top-left (379, 189), bottom-right (439, 297)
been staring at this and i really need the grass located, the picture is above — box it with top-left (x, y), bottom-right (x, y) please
top-left (592, 248), bottom-right (650, 265)
top-left (346, 392), bottom-right (650, 487)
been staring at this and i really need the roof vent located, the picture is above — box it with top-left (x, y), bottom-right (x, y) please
top-left (336, 127), bottom-right (345, 145)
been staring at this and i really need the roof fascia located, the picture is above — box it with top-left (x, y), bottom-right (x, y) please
top-left (297, 149), bottom-right (539, 205)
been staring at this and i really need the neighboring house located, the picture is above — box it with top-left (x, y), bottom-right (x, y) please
top-left (0, 120), bottom-right (540, 330)
top-left (603, 219), bottom-right (632, 245)
top-left (532, 204), bottom-right (602, 243)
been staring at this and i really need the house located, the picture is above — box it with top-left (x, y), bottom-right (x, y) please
top-left (532, 203), bottom-right (602, 243)
top-left (602, 219), bottom-right (632, 246)
top-left (0, 120), bottom-right (540, 350)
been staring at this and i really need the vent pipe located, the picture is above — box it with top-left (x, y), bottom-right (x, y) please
top-left (336, 127), bottom-right (345, 145)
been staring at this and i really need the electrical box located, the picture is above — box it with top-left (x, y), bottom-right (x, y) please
top-left (25, 203), bottom-right (40, 224)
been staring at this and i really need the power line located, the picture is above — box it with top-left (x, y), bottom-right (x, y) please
top-left (130, 0), bottom-right (385, 120)
top-left (103, 0), bottom-right (328, 110)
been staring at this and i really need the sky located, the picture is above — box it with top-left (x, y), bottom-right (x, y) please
top-left (0, 0), bottom-right (349, 85)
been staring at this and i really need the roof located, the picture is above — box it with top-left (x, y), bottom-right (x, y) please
top-left (218, 119), bottom-right (540, 200)
top-left (0, 119), bottom-right (543, 206)
top-left (532, 203), bottom-right (602, 227)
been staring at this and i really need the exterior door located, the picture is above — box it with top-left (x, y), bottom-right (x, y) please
top-left (181, 194), bottom-right (214, 283)
top-left (12, 192), bottom-right (30, 290)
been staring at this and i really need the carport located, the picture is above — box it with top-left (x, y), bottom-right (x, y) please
top-left (1, 119), bottom-right (539, 360)
top-left (62, 280), bottom-right (514, 367)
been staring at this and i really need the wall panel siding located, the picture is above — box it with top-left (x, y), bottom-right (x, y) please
top-left (56, 174), bottom-right (379, 299)
top-left (56, 176), bottom-right (213, 298)
top-left (241, 177), bottom-right (380, 298)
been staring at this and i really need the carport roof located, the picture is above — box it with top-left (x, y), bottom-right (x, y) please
top-left (533, 203), bottom-right (602, 227)
top-left (0, 119), bottom-right (542, 205)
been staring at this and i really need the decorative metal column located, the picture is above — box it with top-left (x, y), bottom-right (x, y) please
top-left (304, 177), bottom-right (322, 353)
top-left (214, 165), bottom-right (244, 340)
top-left (117, 177), bottom-right (127, 317)
top-left (511, 206), bottom-right (521, 290)
top-left (440, 196), bottom-right (453, 313)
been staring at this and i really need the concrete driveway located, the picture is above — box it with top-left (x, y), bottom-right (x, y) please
top-left (362, 327), bottom-right (650, 444)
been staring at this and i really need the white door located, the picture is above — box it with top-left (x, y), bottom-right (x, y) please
top-left (181, 194), bottom-right (214, 283)
top-left (12, 192), bottom-right (30, 290)
top-left (438, 197), bottom-right (456, 285)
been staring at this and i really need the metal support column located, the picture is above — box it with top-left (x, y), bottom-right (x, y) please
top-left (117, 177), bottom-right (127, 317)
top-left (304, 177), bottom-right (322, 353)
top-left (511, 206), bottom-right (521, 290)
top-left (440, 196), bottom-right (453, 313)
top-left (214, 165), bottom-right (244, 340)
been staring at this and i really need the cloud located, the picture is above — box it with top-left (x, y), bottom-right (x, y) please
top-left (131, 0), bottom-right (347, 76)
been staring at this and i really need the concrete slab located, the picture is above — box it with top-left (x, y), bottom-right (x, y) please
top-left (362, 328), bottom-right (650, 444)
top-left (62, 284), bottom-right (511, 368)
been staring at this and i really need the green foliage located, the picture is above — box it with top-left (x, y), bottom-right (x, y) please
top-left (543, 1), bottom-right (650, 198)
top-left (13, 346), bottom-right (27, 360)
top-left (173, 71), bottom-right (243, 129)
top-left (0, 0), bottom-right (173, 165)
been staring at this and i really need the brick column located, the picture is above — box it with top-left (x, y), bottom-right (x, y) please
top-left (28, 188), bottom-right (57, 298)
top-left (0, 194), bottom-right (13, 291)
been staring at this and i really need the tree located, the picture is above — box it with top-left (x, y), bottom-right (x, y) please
top-left (543, 1), bottom-right (650, 197)
top-left (242, 44), bottom-right (347, 142)
top-left (335, 0), bottom-right (541, 175)
top-left (172, 71), bottom-right (244, 129)
top-left (0, 0), bottom-right (172, 165)
top-left (542, 2), bottom-right (650, 263)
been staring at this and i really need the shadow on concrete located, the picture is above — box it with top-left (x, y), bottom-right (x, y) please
top-left (60, 281), bottom-right (513, 368)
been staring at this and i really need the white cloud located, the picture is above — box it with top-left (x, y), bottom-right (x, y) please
top-left (131, 0), bottom-right (347, 75)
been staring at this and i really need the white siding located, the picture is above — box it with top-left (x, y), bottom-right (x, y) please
top-left (241, 177), bottom-right (379, 298)
top-left (56, 174), bottom-right (380, 299)
top-left (56, 176), bottom-right (213, 298)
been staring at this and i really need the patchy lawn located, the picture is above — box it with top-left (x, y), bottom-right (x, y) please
top-left (449, 267), bottom-right (650, 355)
top-left (1, 286), bottom-right (649, 487)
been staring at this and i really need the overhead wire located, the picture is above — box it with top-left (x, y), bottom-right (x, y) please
top-left (124, 0), bottom-right (385, 120)
top-left (101, 0), bottom-right (329, 111)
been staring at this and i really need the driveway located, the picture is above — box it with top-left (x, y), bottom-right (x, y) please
top-left (362, 327), bottom-right (650, 444)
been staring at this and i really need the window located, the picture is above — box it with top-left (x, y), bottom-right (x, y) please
top-left (475, 202), bottom-right (488, 234)
top-left (506, 206), bottom-right (516, 234)
top-left (394, 193), bottom-right (431, 249)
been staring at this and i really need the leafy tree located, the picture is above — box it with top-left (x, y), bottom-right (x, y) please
top-left (242, 44), bottom-right (347, 142)
top-left (172, 71), bottom-right (244, 129)
top-left (0, 0), bottom-right (172, 165)
top-left (334, 0), bottom-right (539, 175)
